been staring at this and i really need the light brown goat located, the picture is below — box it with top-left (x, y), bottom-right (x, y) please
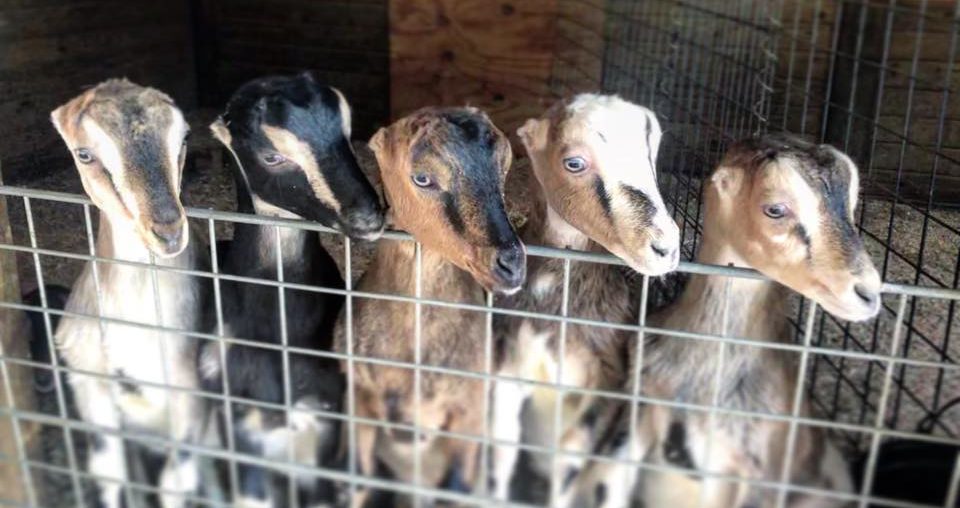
top-left (490, 94), bottom-right (680, 503)
top-left (565, 135), bottom-right (882, 508)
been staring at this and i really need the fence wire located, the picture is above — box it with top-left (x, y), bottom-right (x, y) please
top-left (551, 0), bottom-right (960, 452)
top-left (0, 185), bottom-right (958, 507)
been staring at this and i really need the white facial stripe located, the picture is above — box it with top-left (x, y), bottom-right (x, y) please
top-left (778, 158), bottom-right (822, 238)
top-left (165, 108), bottom-right (187, 187)
top-left (833, 149), bottom-right (860, 220)
top-left (261, 124), bottom-right (342, 213)
top-left (81, 117), bottom-right (125, 178)
top-left (332, 87), bottom-right (352, 138)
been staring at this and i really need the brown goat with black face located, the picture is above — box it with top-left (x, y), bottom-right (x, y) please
top-left (565, 135), bottom-right (881, 508)
top-left (333, 106), bottom-right (525, 506)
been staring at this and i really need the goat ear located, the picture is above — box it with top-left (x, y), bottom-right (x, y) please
top-left (209, 117), bottom-right (231, 147)
top-left (50, 105), bottom-right (68, 139)
top-left (517, 118), bottom-right (546, 152)
top-left (368, 127), bottom-right (388, 156)
top-left (711, 166), bottom-right (742, 197)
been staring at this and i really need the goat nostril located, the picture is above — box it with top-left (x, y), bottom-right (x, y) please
top-left (854, 284), bottom-right (878, 306)
top-left (495, 248), bottom-right (524, 276)
top-left (151, 224), bottom-right (181, 244)
top-left (650, 243), bottom-right (670, 258)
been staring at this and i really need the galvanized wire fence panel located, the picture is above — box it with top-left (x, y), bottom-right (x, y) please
top-left (0, 185), bottom-right (958, 507)
top-left (551, 0), bottom-right (960, 451)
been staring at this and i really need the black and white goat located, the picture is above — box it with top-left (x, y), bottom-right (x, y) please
top-left (204, 72), bottom-right (384, 508)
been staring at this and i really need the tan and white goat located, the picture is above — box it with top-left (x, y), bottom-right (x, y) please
top-left (565, 135), bottom-right (882, 508)
top-left (51, 79), bottom-right (206, 508)
top-left (490, 94), bottom-right (680, 502)
top-left (333, 107), bottom-right (525, 507)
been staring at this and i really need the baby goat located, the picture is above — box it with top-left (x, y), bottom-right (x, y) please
top-left (491, 94), bottom-right (679, 502)
top-left (51, 79), bottom-right (206, 508)
top-left (567, 135), bottom-right (882, 508)
top-left (205, 72), bottom-right (384, 507)
top-left (334, 106), bottom-right (525, 507)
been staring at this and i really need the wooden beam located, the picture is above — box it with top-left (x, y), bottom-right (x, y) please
top-left (0, 165), bottom-right (38, 504)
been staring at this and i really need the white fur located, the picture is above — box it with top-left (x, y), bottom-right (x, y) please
top-left (81, 117), bottom-right (125, 179)
top-left (165, 109), bottom-right (187, 189)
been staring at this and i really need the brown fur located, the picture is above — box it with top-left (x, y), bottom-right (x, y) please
top-left (567, 136), bottom-right (875, 508)
top-left (490, 94), bottom-right (678, 502)
top-left (51, 78), bottom-right (189, 259)
top-left (334, 107), bottom-right (522, 506)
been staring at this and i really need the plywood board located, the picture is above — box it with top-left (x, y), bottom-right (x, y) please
top-left (389, 0), bottom-right (561, 135)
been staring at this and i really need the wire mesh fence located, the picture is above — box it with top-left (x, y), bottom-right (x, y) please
top-left (0, 0), bottom-right (958, 507)
top-left (0, 183), bottom-right (958, 507)
top-left (551, 0), bottom-right (960, 450)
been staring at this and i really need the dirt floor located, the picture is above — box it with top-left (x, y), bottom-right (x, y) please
top-left (2, 133), bottom-right (958, 504)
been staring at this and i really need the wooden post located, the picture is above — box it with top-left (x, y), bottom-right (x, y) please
top-left (0, 164), bottom-right (38, 504)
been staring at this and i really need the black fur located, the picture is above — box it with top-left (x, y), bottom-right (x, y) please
top-left (416, 110), bottom-right (518, 251)
top-left (220, 72), bottom-right (383, 236)
top-left (663, 421), bottom-right (696, 471)
top-left (207, 72), bottom-right (378, 507)
top-left (620, 184), bottom-right (658, 225)
top-left (593, 176), bottom-right (613, 219)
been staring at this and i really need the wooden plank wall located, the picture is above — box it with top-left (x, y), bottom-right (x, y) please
top-left (0, 169), bottom-right (37, 504)
top-left (389, 0), bottom-right (561, 137)
top-left (0, 0), bottom-right (197, 184)
top-left (197, 0), bottom-right (389, 140)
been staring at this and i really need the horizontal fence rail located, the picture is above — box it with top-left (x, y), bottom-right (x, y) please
top-left (1, 184), bottom-right (959, 508)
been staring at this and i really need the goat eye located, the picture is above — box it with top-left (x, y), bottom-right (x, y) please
top-left (563, 156), bottom-right (587, 173)
top-left (75, 148), bottom-right (95, 164)
top-left (262, 153), bottom-right (285, 166)
top-left (412, 173), bottom-right (433, 188)
top-left (763, 203), bottom-right (788, 219)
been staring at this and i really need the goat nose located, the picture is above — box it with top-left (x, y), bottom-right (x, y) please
top-left (854, 283), bottom-right (879, 308)
top-left (343, 208), bottom-right (385, 241)
top-left (492, 246), bottom-right (526, 288)
top-left (151, 218), bottom-right (183, 250)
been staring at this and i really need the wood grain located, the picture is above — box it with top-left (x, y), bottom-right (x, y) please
top-left (389, 0), bottom-right (562, 136)
top-left (0, 165), bottom-right (38, 503)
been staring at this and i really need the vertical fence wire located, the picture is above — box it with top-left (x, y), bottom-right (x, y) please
top-left (343, 236), bottom-right (357, 500)
top-left (0, 324), bottom-right (36, 508)
top-left (207, 218), bottom-right (240, 504)
top-left (549, 258), bottom-right (572, 506)
top-left (412, 242), bottom-right (423, 508)
top-left (775, 300), bottom-right (819, 508)
top-left (697, 275), bottom-right (732, 508)
top-left (274, 225), bottom-right (297, 506)
top-left (626, 275), bottom-right (650, 494)
top-left (884, 0), bottom-right (928, 432)
top-left (857, 293), bottom-right (909, 508)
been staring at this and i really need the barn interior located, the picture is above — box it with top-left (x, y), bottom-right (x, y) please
top-left (0, 1), bottom-right (958, 506)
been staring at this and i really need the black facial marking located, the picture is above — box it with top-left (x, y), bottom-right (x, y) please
top-left (114, 369), bottom-right (142, 396)
top-left (663, 421), bottom-right (696, 470)
top-left (220, 74), bottom-right (381, 228)
top-left (620, 184), bottom-right (658, 224)
top-left (442, 191), bottom-right (467, 235)
top-left (90, 433), bottom-right (106, 451)
top-left (644, 113), bottom-right (655, 173)
top-left (563, 468), bottom-right (580, 489)
top-left (793, 223), bottom-right (812, 259)
top-left (414, 109), bottom-right (519, 249)
top-left (593, 176), bottom-right (613, 219)
top-left (595, 483), bottom-right (608, 505)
